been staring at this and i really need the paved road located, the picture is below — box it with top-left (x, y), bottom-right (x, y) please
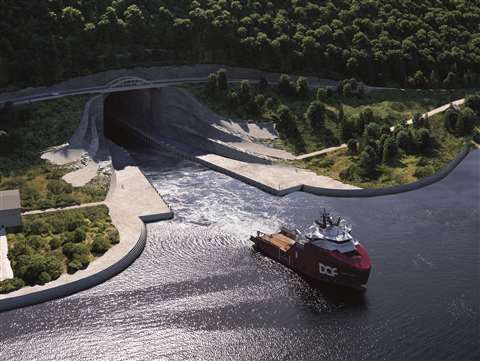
top-left (2, 77), bottom-right (335, 106)
top-left (0, 70), bottom-right (467, 163)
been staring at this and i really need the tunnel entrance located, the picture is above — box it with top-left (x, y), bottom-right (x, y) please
top-left (104, 89), bottom-right (155, 149)
top-left (103, 86), bottom-right (270, 165)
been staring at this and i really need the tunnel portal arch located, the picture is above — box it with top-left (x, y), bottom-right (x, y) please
top-left (105, 76), bottom-right (152, 90)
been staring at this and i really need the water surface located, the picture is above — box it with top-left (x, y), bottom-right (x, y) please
top-left (1, 150), bottom-right (478, 361)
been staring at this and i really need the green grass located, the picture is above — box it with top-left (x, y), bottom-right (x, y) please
top-left (336, 88), bottom-right (470, 126)
top-left (0, 96), bottom-right (109, 210)
top-left (185, 83), bottom-right (471, 154)
top-left (0, 205), bottom-right (119, 294)
top-left (0, 162), bottom-right (110, 211)
top-left (185, 83), bottom-right (342, 154)
top-left (186, 82), bottom-right (473, 188)
top-left (297, 115), bottom-right (469, 189)
top-left (0, 96), bottom-right (88, 174)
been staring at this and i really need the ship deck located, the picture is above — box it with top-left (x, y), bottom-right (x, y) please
top-left (261, 233), bottom-right (296, 252)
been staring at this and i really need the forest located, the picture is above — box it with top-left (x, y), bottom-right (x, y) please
top-left (193, 69), bottom-right (479, 187)
top-left (0, 0), bottom-right (479, 88)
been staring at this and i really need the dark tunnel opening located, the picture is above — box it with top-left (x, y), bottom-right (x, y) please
top-left (103, 87), bottom-right (271, 165)
top-left (104, 90), bottom-right (153, 150)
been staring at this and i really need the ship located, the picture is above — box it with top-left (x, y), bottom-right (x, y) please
top-left (250, 210), bottom-right (371, 291)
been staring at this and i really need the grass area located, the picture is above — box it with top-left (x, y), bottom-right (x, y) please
top-left (186, 81), bottom-right (475, 189)
top-left (0, 206), bottom-right (119, 294)
top-left (0, 96), bottom-right (109, 210)
top-left (0, 96), bottom-right (87, 174)
top-left (185, 83), bottom-right (471, 154)
top-left (0, 162), bottom-right (110, 211)
top-left (296, 115), bottom-right (469, 189)
top-left (334, 88), bottom-right (469, 127)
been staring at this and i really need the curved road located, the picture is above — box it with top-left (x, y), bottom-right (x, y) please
top-left (0, 70), bottom-right (467, 161)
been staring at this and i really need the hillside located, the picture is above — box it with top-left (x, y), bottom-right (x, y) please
top-left (1, 1), bottom-right (479, 88)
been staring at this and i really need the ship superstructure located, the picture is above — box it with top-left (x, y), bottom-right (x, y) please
top-left (250, 210), bottom-right (371, 290)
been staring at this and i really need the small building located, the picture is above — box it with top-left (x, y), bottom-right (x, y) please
top-left (0, 190), bottom-right (22, 231)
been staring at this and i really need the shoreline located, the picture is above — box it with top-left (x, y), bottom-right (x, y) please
top-left (0, 98), bottom-right (174, 312)
top-left (0, 68), bottom-right (474, 311)
top-left (0, 159), bottom-right (173, 312)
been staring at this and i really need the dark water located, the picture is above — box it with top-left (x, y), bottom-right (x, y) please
top-left (1, 151), bottom-right (479, 361)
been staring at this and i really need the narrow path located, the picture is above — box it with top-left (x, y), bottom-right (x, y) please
top-left (295, 144), bottom-right (347, 160)
top-left (295, 97), bottom-right (466, 162)
top-left (390, 98), bottom-right (465, 131)
top-left (22, 202), bottom-right (105, 216)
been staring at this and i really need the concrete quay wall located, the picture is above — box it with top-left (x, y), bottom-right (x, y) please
top-left (123, 113), bottom-right (471, 198)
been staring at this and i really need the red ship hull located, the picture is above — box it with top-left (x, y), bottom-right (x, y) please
top-left (251, 233), bottom-right (371, 291)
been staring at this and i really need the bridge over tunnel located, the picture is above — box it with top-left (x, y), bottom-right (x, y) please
top-left (103, 87), bottom-right (271, 164)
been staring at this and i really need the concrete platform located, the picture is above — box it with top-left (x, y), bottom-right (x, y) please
top-left (196, 154), bottom-right (358, 196)
top-left (106, 165), bottom-right (172, 225)
top-left (41, 144), bottom-right (86, 165)
top-left (62, 160), bottom-right (99, 187)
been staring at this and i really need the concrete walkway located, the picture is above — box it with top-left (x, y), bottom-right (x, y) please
top-left (23, 202), bottom-right (105, 216)
top-left (62, 160), bottom-right (100, 187)
top-left (41, 144), bottom-right (86, 165)
top-left (0, 229), bottom-right (14, 281)
top-left (295, 144), bottom-right (348, 160)
top-left (391, 98), bottom-right (465, 131)
top-left (227, 141), bottom-right (296, 160)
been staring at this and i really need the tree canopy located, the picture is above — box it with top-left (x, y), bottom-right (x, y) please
top-left (1, 1), bottom-right (478, 87)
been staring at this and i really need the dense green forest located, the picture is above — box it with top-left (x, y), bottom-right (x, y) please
top-left (0, 1), bottom-right (479, 88)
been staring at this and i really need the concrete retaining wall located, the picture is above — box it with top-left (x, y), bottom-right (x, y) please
top-left (0, 222), bottom-right (147, 313)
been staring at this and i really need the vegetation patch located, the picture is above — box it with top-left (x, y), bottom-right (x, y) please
top-left (0, 163), bottom-right (110, 211)
top-left (191, 70), bottom-right (478, 188)
top-left (295, 98), bottom-right (479, 188)
top-left (0, 96), bottom-right (109, 210)
top-left (1, 1), bottom-right (479, 89)
top-left (0, 205), bottom-right (119, 294)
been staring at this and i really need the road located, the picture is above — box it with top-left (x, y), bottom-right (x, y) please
top-left (2, 77), bottom-right (336, 106)
top-left (295, 144), bottom-right (348, 160)
top-left (0, 70), bottom-right (467, 162)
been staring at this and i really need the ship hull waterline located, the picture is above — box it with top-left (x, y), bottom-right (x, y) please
top-left (250, 235), bottom-right (371, 292)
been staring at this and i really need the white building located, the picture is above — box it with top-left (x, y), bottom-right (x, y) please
top-left (0, 190), bottom-right (22, 230)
